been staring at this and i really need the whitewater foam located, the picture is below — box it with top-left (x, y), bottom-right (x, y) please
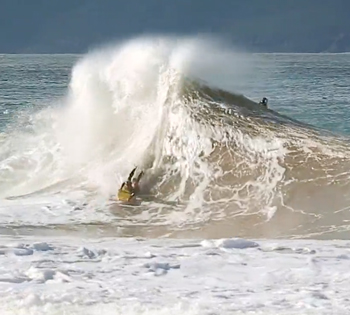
top-left (0, 235), bottom-right (349, 315)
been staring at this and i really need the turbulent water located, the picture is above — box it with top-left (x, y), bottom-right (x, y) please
top-left (1, 36), bottom-right (350, 240)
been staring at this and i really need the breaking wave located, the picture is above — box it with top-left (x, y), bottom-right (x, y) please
top-left (1, 36), bottom-right (350, 239)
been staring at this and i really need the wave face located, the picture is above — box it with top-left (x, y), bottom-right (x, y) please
top-left (1, 36), bottom-right (350, 239)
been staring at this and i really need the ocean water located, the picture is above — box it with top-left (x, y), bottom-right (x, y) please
top-left (240, 53), bottom-right (350, 135)
top-left (1, 37), bottom-right (350, 240)
top-left (1, 52), bottom-right (349, 134)
top-left (1, 37), bottom-right (350, 315)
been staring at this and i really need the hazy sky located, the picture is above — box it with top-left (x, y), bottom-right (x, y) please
top-left (0, 0), bottom-right (348, 53)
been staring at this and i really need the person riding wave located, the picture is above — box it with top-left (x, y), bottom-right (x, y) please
top-left (117, 167), bottom-right (144, 202)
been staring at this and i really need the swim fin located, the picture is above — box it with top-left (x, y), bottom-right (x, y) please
top-left (127, 167), bottom-right (137, 181)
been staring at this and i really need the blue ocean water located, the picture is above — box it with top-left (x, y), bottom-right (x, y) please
top-left (0, 54), bottom-right (77, 130)
top-left (1, 53), bottom-right (349, 136)
top-left (240, 53), bottom-right (350, 135)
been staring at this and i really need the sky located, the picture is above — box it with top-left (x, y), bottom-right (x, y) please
top-left (0, 0), bottom-right (349, 53)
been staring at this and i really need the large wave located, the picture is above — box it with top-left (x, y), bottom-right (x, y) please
top-left (1, 36), bottom-right (350, 239)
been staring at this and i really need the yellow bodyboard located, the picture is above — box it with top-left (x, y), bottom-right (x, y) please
top-left (117, 189), bottom-right (134, 202)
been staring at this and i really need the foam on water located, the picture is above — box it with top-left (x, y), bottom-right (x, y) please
top-left (0, 235), bottom-right (349, 315)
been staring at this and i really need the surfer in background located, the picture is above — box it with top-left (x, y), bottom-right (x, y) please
top-left (259, 97), bottom-right (268, 107)
top-left (117, 167), bottom-right (144, 202)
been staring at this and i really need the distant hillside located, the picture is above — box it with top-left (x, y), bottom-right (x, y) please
top-left (1, 0), bottom-right (349, 53)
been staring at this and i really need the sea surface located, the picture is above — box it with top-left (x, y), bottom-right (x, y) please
top-left (1, 37), bottom-right (350, 315)
top-left (1, 53), bottom-right (350, 135)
